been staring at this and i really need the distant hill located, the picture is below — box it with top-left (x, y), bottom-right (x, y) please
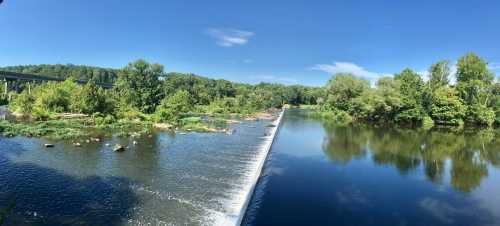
top-left (0, 64), bottom-right (120, 83)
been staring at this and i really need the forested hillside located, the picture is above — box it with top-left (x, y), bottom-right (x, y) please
top-left (1, 60), bottom-right (321, 125)
top-left (0, 64), bottom-right (120, 83)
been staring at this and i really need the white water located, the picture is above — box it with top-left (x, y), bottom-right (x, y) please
top-left (208, 110), bottom-right (284, 226)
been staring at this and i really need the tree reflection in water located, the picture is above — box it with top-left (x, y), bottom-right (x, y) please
top-left (322, 123), bottom-right (500, 193)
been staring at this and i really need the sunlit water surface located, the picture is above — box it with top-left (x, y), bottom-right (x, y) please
top-left (243, 109), bottom-right (500, 226)
top-left (0, 118), bottom-right (275, 226)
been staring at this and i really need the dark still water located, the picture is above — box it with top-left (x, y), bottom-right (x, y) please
top-left (0, 118), bottom-right (279, 226)
top-left (243, 109), bottom-right (500, 226)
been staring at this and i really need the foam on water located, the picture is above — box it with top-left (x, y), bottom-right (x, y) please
top-left (207, 110), bottom-right (285, 226)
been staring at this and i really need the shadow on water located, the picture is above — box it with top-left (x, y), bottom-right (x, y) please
top-left (0, 139), bottom-right (140, 226)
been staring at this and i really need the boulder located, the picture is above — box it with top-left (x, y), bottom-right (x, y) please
top-left (44, 144), bottom-right (54, 148)
top-left (113, 144), bottom-right (125, 152)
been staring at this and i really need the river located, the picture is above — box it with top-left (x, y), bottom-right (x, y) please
top-left (243, 109), bottom-right (500, 226)
top-left (2, 109), bottom-right (500, 226)
top-left (0, 116), bottom-right (279, 226)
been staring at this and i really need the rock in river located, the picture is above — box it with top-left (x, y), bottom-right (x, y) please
top-left (113, 144), bottom-right (125, 152)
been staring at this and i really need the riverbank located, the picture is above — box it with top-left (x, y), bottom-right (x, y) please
top-left (308, 109), bottom-right (500, 130)
top-left (0, 109), bottom-right (279, 141)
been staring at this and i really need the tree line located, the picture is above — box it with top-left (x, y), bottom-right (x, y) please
top-left (0, 64), bottom-right (120, 83)
top-left (318, 53), bottom-right (500, 127)
top-left (4, 60), bottom-right (321, 124)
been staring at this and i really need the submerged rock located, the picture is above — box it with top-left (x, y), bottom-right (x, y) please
top-left (113, 144), bottom-right (125, 152)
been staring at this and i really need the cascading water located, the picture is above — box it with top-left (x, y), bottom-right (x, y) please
top-left (212, 110), bottom-right (284, 226)
top-left (0, 111), bottom-right (284, 226)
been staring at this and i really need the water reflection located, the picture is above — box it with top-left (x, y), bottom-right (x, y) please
top-left (323, 124), bottom-right (500, 193)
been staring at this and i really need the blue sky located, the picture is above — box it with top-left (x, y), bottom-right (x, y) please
top-left (1, 0), bottom-right (499, 86)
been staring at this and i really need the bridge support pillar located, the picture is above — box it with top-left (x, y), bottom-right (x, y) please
top-left (15, 78), bottom-right (20, 93)
top-left (3, 79), bottom-right (6, 96)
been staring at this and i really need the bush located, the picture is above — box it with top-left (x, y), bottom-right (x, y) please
top-left (395, 107), bottom-right (426, 125)
top-left (466, 104), bottom-right (495, 126)
top-left (9, 91), bottom-right (35, 114)
top-left (155, 90), bottom-right (193, 123)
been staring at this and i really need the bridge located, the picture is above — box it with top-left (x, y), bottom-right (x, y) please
top-left (0, 71), bottom-right (114, 92)
top-left (0, 71), bottom-right (113, 92)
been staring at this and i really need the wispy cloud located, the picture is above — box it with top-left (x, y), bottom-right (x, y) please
top-left (489, 62), bottom-right (500, 71)
top-left (206, 28), bottom-right (254, 47)
top-left (310, 62), bottom-right (390, 83)
top-left (243, 59), bottom-right (254, 64)
top-left (253, 75), bottom-right (298, 84)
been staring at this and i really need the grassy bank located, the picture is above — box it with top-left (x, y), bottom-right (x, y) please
top-left (0, 111), bottom-right (276, 139)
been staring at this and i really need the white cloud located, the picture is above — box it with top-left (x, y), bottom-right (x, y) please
top-left (310, 62), bottom-right (391, 84)
top-left (489, 62), bottom-right (500, 70)
top-left (243, 59), bottom-right (254, 64)
top-left (206, 28), bottom-right (254, 47)
top-left (253, 75), bottom-right (298, 84)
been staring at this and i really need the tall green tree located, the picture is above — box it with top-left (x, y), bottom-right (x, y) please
top-left (114, 59), bottom-right (163, 114)
top-left (394, 69), bottom-right (426, 123)
top-left (455, 53), bottom-right (495, 126)
top-left (155, 90), bottom-right (193, 123)
top-left (428, 60), bottom-right (450, 90)
top-left (325, 73), bottom-right (369, 112)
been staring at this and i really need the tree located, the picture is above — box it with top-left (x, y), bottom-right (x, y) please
top-left (456, 53), bottom-right (494, 84)
top-left (455, 53), bottom-right (496, 126)
top-left (114, 59), bottom-right (163, 114)
top-left (9, 91), bottom-right (35, 114)
top-left (32, 78), bottom-right (79, 113)
top-left (155, 90), bottom-right (193, 123)
top-left (394, 69), bottom-right (426, 123)
top-left (456, 53), bottom-right (494, 105)
top-left (428, 60), bottom-right (450, 91)
top-left (71, 80), bottom-right (114, 115)
top-left (325, 73), bottom-right (369, 112)
top-left (430, 87), bottom-right (466, 126)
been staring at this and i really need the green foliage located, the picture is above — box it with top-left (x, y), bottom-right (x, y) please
top-left (9, 91), bottom-right (35, 114)
top-left (466, 104), bottom-right (495, 126)
top-left (456, 53), bottom-right (494, 107)
top-left (0, 119), bottom-right (85, 139)
top-left (317, 53), bottom-right (497, 127)
top-left (325, 73), bottom-right (369, 112)
top-left (155, 90), bottom-right (193, 123)
top-left (114, 59), bottom-right (163, 114)
top-left (430, 87), bottom-right (466, 126)
top-left (428, 60), bottom-right (450, 91)
top-left (71, 80), bottom-right (114, 115)
top-left (1, 64), bottom-right (119, 83)
top-left (456, 53), bottom-right (494, 84)
top-left (422, 116), bottom-right (435, 129)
